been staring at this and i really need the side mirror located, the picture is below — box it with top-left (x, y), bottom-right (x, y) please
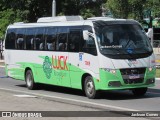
top-left (83, 30), bottom-right (89, 41)
top-left (146, 28), bottom-right (153, 38)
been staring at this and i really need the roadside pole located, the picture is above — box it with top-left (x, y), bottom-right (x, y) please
top-left (52, 0), bottom-right (56, 17)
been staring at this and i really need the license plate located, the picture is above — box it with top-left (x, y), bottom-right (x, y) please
top-left (129, 74), bottom-right (140, 79)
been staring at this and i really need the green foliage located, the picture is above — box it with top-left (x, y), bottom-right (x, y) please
top-left (156, 69), bottom-right (160, 78)
top-left (106, 0), bottom-right (129, 19)
top-left (146, 0), bottom-right (160, 17)
top-left (80, 9), bottom-right (95, 19)
top-left (1, 0), bottom-right (160, 38)
top-left (0, 9), bottom-right (23, 38)
top-left (106, 0), bottom-right (146, 20)
top-left (106, 0), bottom-right (160, 21)
top-left (128, 0), bottom-right (145, 20)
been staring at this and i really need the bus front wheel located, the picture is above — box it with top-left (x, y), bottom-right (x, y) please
top-left (131, 87), bottom-right (148, 97)
top-left (25, 70), bottom-right (37, 90)
top-left (84, 76), bottom-right (99, 99)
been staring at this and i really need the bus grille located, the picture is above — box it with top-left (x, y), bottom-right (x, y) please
top-left (120, 68), bottom-right (146, 84)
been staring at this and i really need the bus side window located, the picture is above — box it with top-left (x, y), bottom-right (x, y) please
top-left (69, 29), bottom-right (82, 52)
top-left (34, 38), bottom-right (41, 50)
top-left (45, 27), bottom-right (57, 51)
top-left (82, 35), bottom-right (97, 56)
top-left (35, 28), bottom-right (45, 50)
top-left (5, 29), bottom-right (16, 49)
top-left (16, 36), bottom-right (24, 49)
top-left (25, 28), bottom-right (36, 50)
top-left (57, 27), bottom-right (68, 51)
top-left (58, 33), bottom-right (67, 51)
top-left (15, 29), bottom-right (25, 50)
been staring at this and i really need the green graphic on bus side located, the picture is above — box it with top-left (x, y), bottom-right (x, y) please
top-left (43, 56), bottom-right (52, 79)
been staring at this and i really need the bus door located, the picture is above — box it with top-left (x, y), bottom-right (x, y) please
top-left (68, 29), bottom-right (82, 88)
top-left (78, 28), bottom-right (99, 82)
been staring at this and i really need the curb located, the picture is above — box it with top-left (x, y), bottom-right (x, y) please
top-left (156, 78), bottom-right (160, 80)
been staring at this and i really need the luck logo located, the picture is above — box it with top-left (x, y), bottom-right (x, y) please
top-left (43, 56), bottom-right (52, 79)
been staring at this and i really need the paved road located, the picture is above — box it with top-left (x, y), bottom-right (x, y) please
top-left (0, 67), bottom-right (160, 119)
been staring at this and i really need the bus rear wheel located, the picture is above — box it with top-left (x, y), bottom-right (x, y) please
top-left (84, 76), bottom-right (99, 99)
top-left (131, 87), bottom-right (148, 97)
top-left (25, 70), bottom-right (37, 90)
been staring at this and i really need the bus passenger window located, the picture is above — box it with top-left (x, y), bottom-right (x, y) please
top-left (35, 28), bottom-right (45, 50)
top-left (45, 28), bottom-right (57, 51)
top-left (57, 33), bottom-right (67, 51)
top-left (59, 43), bottom-right (66, 51)
top-left (25, 28), bottom-right (36, 50)
top-left (46, 36), bottom-right (56, 51)
top-left (69, 29), bottom-right (81, 52)
top-left (15, 29), bottom-right (25, 50)
top-left (34, 38), bottom-right (41, 50)
top-left (5, 29), bottom-right (16, 49)
top-left (16, 36), bottom-right (24, 49)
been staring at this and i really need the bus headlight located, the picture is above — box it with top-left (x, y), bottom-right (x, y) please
top-left (149, 66), bottom-right (155, 72)
top-left (102, 68), bottom-right (116, 74)
top-left (149, 67), bottom-right (152, 72)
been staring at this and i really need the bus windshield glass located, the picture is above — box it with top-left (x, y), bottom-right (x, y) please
top-left (94, 21), bottom-right (153, 59)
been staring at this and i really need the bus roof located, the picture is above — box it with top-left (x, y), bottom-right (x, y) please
top-left (8, 16), bottom-right (139, 29)
top-left (37, 16), bottom-right (84, 23)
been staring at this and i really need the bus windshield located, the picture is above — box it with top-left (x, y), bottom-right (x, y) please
top-left (94, 22), bottom-right (153, 59)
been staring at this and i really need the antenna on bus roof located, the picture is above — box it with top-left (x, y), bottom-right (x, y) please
top-left (37, 16), bottom-right (84, 23)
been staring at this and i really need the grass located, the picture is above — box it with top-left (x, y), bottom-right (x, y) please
top-left (156, 69), bottom-right (160, 78)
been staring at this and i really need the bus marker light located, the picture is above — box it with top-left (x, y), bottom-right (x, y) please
top-left (96, 79), bottom-right (100, 82)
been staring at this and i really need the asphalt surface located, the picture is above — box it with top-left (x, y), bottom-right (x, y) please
top-left (0, 67), bottom-right (160, 120)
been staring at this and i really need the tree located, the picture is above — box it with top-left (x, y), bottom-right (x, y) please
top-left (58, 0), bottom-right (106, 19)
top-left (106, 0), bottom-right (129, 19)
top-left (145, 0), bottom-right (160, 18)
top-left (128, 0), bottom-right (148, 20)
top-left (0, 9), bottom-right (25, 38)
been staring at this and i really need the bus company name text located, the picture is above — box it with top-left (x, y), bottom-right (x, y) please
top-left (52, 55), bottom-right (68, 70)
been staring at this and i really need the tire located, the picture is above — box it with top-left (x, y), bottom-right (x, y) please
top-left (25, 70), bottom-right (37, 90)
top-left (84, 76), bottom-right (99, 99)
top-left (132, 87), bottom-right (148, 97)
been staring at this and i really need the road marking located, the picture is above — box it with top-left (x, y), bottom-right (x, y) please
top-left (13, 94), bottom-right (37, 98)
top-left (156, 78), bottom-right (160, 80)
top-left (0, 76), bottom-right (8, 78)
top-left (0, 87), bottom-right (139, 111)
top-left (147, 92), bottom-right (160, 95)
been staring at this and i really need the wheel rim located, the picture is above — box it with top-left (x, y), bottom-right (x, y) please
top-left (26, 73), bottom-right (32, 87)
top-left (86, 80), bottom-right (94, 95)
